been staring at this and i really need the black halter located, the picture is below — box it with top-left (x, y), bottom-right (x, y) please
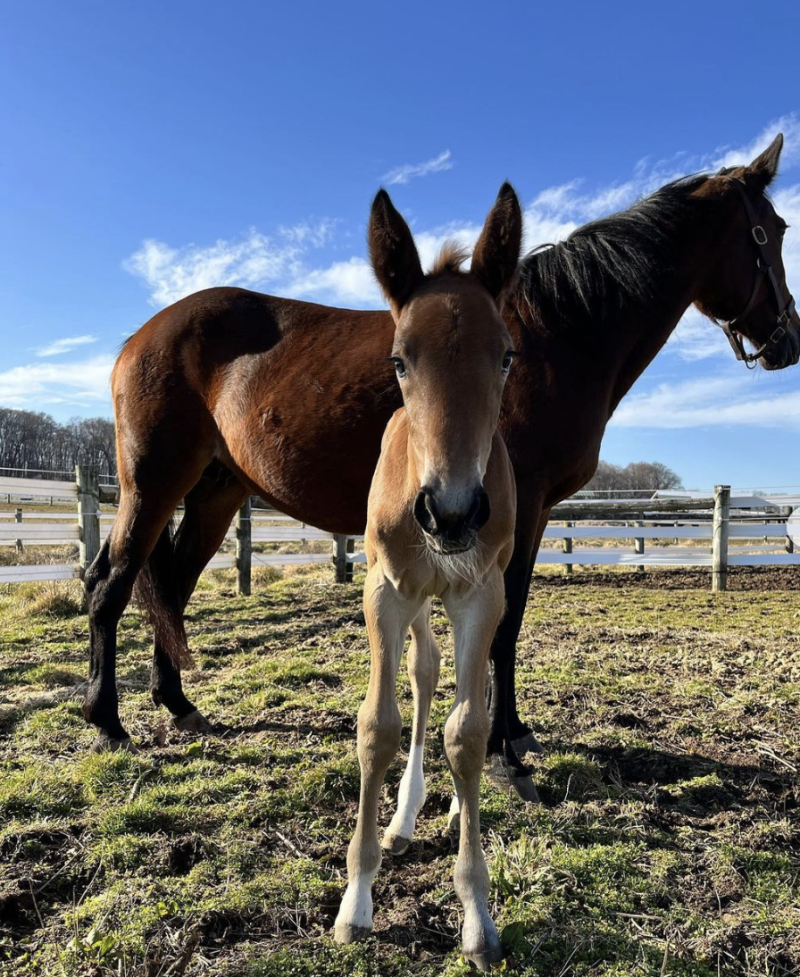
top-left (717, 174), bottom-right (796, 369)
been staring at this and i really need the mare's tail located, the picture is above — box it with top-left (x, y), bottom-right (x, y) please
top-left (134, 519), bottom-right (195, 669)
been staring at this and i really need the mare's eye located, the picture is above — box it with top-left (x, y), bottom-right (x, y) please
top-left (390, 357), bottom-right (407, 379)
top-left (502, 350), bottom-right (517, 374)
top-left (779, 223), bottom-right (789, 238)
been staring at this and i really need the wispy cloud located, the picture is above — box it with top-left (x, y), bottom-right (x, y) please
top-left (36, 334), bottom-right (97, 357)
top-left (711, 113), bottom-right (800, 171)
top-left (288, 258), bottom-right (382, 307)
top-left (0, 354), bottom-right (115, 408)
top-left (381, 149), bottom-right (453, 186)
top-left (124, 219), bottom-right (335, 308)
top-left (611, 374), bottom-right (800, 430)
top-left (125, 231), bottom-right (301, 308)
top-left (277, 218), bottom-right (339, 247)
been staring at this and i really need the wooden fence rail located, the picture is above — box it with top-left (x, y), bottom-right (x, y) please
top-left (1, 472), bottom-right (798, 592)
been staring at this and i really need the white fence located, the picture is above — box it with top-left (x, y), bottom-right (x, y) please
top-left (1, 472), bottom-right (798, 591)
top-left (0, 470), bottom-right (365, 588)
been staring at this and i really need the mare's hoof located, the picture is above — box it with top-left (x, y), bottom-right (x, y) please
top-left (334, 923), bottom-right (372, 944)
top-left (92, 733), bottom-right (137, 754)
top-left (173, 709), bottom-right (213, 734)
top-left (464, 943), bottom-right (504, 971)
top-left (511, 731), bottom-right (544, 757)
top-left (485, 754), bottom-right (540, 803)
top-left (381, 832), bottom-right (411, 855)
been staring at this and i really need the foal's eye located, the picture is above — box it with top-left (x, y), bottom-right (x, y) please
top-left (501, 350), bottom-right (517, 374)
top-left (389, 357), bottom-right (407, 379)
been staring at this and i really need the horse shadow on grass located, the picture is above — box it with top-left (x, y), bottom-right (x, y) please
top-left (509, 736), bottom-right (799, 836)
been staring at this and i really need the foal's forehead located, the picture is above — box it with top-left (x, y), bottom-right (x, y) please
top-left (396, 276), bottom-right (507, 349)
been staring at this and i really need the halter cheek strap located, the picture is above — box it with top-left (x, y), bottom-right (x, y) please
top-left (718, 175), bottom-right (796, 369)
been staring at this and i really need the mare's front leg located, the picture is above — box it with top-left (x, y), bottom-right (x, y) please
top-left (485, 503), bottom-right (547, 801)
top-left (382, 600), bottom-right (440, 854)
top-left (443, 570), bottom-right (506, 970)
top-left (335, 566), bottom-right (423, 943)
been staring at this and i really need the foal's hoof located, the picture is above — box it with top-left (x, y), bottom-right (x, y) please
top-left (173, 709), bottom-right (213, 734)
top-left (92, 733), bottom-right (138, 754)
top-left (446, 804), bottom-right (460, 834)
top-left (464, 944), bottom-right (504, 972)
top-left (511, 731), bottom-right (544, 757)
top-left (334, 923), bottom-right (372, 944)
top-left (381, 832), bottom-right (412, 855)
top-left (486, 754), bottom-right (540, 803)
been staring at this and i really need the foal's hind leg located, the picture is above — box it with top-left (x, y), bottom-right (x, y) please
top-left (382, 600), bottom-right (440, 854)
top-left (149, 467), bottom-right (248, 731)
top-left (335, 566), bottom-right (422, 943)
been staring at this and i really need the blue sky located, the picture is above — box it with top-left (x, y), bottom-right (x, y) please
top-left (2, 1), bottom-right (800, 491)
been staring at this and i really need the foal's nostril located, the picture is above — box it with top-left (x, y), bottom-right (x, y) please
top-left (414, 489), bottom-right (439, 535)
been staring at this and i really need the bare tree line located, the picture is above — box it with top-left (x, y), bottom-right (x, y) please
top-left (0, 408), bottom-right (117, 479)
top-left (583, 460), bottom-right (683, 497)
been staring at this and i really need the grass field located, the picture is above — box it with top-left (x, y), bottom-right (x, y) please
top-left (1, 565), bottom-right (799, 977)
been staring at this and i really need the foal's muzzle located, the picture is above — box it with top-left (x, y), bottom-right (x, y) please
top-left (414, 486), bottom-right (491, 553)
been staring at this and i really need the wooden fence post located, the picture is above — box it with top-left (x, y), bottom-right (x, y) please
top-left (563, 521), bottom-right (573, 575)
top-left (76, 465), bottom-right (100, 581)
top-left (333, 534), bottom-right (348, 583)
top-left (784, 506), bottom-right (794, 554)
top-left (236, 497), bottom-right (252, 596)
top-left (634, 520), bottom-right (645, 572)
top-left (712, 484), bottom-right (730, 593)
top-left (14, 507), bottom-right (23, 553)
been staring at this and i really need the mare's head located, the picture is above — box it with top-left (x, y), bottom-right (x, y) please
top-left (695, 133), bottom-right (799, 370)
top-left (369, 183), bottom-right (522, 554)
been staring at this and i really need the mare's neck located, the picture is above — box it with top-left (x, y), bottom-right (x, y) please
top-left (589, 207), bottom-right (720, 411)
top-left (517, 191), bottom-right (723, 413)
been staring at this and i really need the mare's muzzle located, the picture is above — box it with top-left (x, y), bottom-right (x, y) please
top-left (759, 316), bottom-right (800, 370)
top-left (414, 485), bottom-right (491, 553)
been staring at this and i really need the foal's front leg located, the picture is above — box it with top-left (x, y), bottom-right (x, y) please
top-left (443, 572), bottom-right (505, 970)
top-left (382, 600), bottom-right (440, 854)
top-left (335, 566), bottom-right (422, 943)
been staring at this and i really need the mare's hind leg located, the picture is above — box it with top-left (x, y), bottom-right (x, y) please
top-left (84, 485), bottom-right (202, 750)
top-left (149, 464), bottom-right (248, 730)
top-left (382, 600), bottom-right (440, 854)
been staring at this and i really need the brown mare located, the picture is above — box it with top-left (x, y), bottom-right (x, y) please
top-left (334, 185), bottom-right (520, 969)
top-left (88, 134), bottom-right (798, 801)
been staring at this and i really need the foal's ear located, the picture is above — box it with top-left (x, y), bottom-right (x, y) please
top-left (745, 132), bottom-right (783, 192)
top-left (471, 182), bottom-right (523, 307)
top-left (368, 189), bottom-right (424, 318)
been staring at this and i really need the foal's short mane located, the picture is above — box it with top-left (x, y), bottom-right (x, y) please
top-left (513, 173), bottom-right (711, 322)
top-left (430, 241), bottom-right (471, 277)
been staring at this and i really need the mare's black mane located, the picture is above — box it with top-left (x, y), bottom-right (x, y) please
top-left (513, 174), bottom-right (710, 322)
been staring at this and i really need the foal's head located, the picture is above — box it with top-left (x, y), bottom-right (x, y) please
top-left (369, 184), bottom-right (522, 554)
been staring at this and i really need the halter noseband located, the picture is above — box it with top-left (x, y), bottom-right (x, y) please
top-left (717, 174), bottom-right (796, 369)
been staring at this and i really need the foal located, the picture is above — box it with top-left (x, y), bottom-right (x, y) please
top-left (334, 184), bottom-right (522, 969)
